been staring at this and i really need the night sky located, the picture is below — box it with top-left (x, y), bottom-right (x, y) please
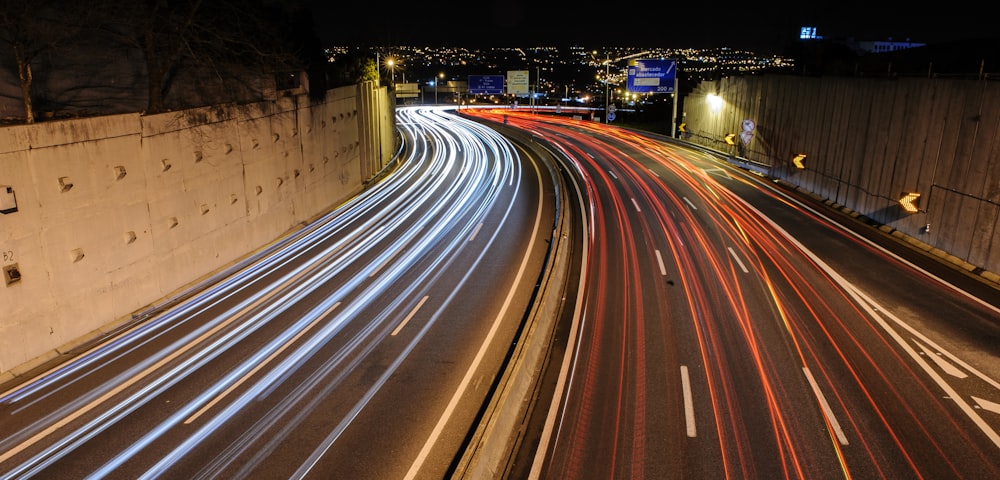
top-left (305, 1), bottom-right (996, 54)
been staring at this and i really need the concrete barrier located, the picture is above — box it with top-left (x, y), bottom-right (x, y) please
top-left (682, 75), bottom-right (1000, 283)
top-left (0, 83), bottom-right (393, 382)
top-left (450, 121), bottom-right (583, 478)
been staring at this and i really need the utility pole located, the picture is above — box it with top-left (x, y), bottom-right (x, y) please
top-left (672, 73), bottom-right (679, 138)
top-left (604, 56), bottom-right (610, 123)
top-left (592, 50), bottom-right (612, 123)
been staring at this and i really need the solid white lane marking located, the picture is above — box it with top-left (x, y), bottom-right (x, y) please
top-left (529, 168), bottom-right (591, 480)
top-left (728, 247), bottom-right (749, 273)
top-left (738, 197), bottom-right (1000, 450)
top-left (803, 367), bottom-right (849, 445)
top-left (469, 222), bottom-right (484, 242)
top-left (655, 249), bottom-right (667, 276)
top-left (392, 296), bottom-right (429, 336)
top-left (405, 146), bottom-right (548, 480)
top-left (973, 396), bottom-right (1000, 416)
top-left (681, 365), bottom-right (696, 437)
top-left (914, 338), bottom-right (967, 378)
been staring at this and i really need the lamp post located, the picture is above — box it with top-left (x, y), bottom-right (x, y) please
top-left (435, 72), bottom-right (444, 103)
top-left (530, 67), bottom-right (539, 113)
top-left (592, 50), bottom-right (611, 123)
top-left (603, 57), bottom-right (610, 123)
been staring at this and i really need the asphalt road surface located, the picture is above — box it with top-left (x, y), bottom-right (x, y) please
top-left (463, 108), bottom-right (1000, 480)
top-left (0, 106), bottom-right (559, 479)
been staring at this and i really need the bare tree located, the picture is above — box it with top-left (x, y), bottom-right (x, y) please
top-left (95, 0), bottom-right (313, 114)
top-left (0, 0), bottom-right (319, 119)
top-left (0, 0), bottom-right (91, 123)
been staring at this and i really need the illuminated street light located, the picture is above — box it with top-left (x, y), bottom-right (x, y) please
top-left (707, 93), bottom-right (724, 113)
top-left (386, 58), bottom-right (395, 84)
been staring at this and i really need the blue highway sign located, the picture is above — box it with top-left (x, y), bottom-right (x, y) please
top-left (468, 75), bottom-right (505, 95)
top-left (627, 59), bottom-right (677, 94)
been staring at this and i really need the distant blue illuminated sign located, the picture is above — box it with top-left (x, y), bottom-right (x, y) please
top-left (800, 26), bottom-right (822, 39)
top-left (468, 75), bottom-right (505, 95)
top-left (626, 59), bottom-right (676, 94)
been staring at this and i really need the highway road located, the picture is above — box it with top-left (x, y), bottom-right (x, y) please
top-left (0, 106), bottom-right (560, 479)
top-left (463, 108), bottom-right (1000, 479)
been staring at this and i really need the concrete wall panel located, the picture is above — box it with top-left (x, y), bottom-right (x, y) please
top-left (0, 82), bottom-right (394, 379)
top-left (684, 76), bottom-right (1000, 280)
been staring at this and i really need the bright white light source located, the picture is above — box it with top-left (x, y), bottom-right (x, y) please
top-left (707, 94), bottom-right (723, 113)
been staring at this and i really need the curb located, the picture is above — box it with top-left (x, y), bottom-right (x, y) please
top-left (451, 121), bottom-right (578, 479)
top-left (773, 179), bottom-right (1000, 291)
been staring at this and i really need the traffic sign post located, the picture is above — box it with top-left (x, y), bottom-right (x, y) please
top-left (626, 58), bottom-right (680, 137)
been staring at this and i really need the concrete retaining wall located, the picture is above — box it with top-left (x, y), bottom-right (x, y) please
top-left (682, 75), bottom-right (1000, 280)
top-left (0, 82), bottom-right (393, 379)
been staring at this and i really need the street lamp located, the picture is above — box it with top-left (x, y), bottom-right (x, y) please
top-left (707, 93), bottom-right (724, 113)
top-left (386, 58), bottom-right (396, 85)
